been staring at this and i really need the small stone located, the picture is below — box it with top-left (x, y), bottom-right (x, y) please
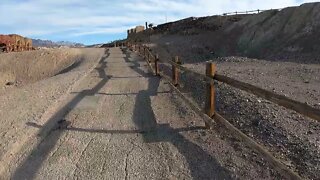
top-left (307, 130), bottom-right (313, 134)
top-left (57, 119), bottom-right (71, 129)
top-left (5, 82), bottom-right (14, 86)
top-left (200, 131), bottom-right (206, 137)
top-left (271, 113), bottom-right (277, 118)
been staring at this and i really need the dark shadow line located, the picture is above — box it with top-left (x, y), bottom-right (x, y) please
top-left (55, 58), bottom-right (83, 76)
top-left (26, 122), bottom-right (206, 135)
top-left (122, 48), bottom-right (152, 77)
top-left (70, 91), bottom-right (171, 96)
top-left (89, 75), bottom-right (148, 79)
top-left (104, 62), bottom-right (136, 64)
top-left (104, 65), bottom-right (139, 68)
top-left (108, 76), bottom-right (144, 78)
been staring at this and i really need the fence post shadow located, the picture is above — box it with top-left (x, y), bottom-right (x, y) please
top-left (125, 47), bottom-right (233, 179)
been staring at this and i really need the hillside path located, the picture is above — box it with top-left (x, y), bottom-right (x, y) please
top-left (10, 47), bottom-right (232, 180)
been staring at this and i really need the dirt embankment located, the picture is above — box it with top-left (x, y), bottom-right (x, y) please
top-left (0, 48), bottom-right (84, 90)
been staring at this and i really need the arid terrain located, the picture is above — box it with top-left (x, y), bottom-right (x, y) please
top-left (0, 2), bottom-right (319, 180)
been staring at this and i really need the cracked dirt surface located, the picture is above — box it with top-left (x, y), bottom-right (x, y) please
top-left (1, 47), bottom-right (291, 179)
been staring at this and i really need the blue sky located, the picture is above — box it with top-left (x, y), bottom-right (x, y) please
top-left (0, 0), bottom-right (316, 45)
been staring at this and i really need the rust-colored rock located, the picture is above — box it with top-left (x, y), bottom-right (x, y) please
top-left (25, 38), bottom-right (32, 51)
top-left (0, 35), bottom-right (14, 52)
top-left (0, 34), bottom-right (33, 52)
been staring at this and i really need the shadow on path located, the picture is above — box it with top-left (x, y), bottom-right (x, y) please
top-left (123, 47), bottom-right (233, 179)
top-left (23, 48), bottom-right (233, 180)
top-left (13, 49), bottom-right (111, 180)
top-left (26, 122), bottom-right (206, 137)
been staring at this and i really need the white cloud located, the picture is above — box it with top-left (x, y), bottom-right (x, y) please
top-left (0, 0), bottom-right (316, 44)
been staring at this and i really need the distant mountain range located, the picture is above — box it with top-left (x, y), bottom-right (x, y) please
top-left (32, 39), bottom-right (84, 48)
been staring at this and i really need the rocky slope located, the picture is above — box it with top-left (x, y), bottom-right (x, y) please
top-left (130, 2), bottom-right (320, 63)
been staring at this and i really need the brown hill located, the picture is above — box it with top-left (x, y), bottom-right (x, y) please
top-left (128, 2), bottom-right (320, 63)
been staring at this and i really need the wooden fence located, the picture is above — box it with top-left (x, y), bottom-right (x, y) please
top-left (221, 8), bottom-right (282, 16)
top-left (131, 44), bottom-right (320, 122)
top-left (222, 9), bottom-right (264, 16)
top-left (125, 43), bottom-right (320, 179)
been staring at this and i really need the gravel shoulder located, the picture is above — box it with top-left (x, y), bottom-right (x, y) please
top-left (185, 57), bottom-right (320, 109)
top-left (180, 58), bottom-right (320, 179)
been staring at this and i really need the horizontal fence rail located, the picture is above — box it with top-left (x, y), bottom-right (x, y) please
top-left (214, 74), bottom-right (320, 121)
top-left (125, 43), bottom-right (314, 179)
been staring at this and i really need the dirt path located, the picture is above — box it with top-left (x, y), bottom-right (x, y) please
top-left (3, 48), bottom-right (219, 179)
top-left (1, 47), bottom-right (291, 179)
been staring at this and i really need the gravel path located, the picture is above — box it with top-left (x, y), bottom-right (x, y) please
top-left (1, 47), bottom-right (294, 179)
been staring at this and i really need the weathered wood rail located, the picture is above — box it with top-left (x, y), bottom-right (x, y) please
top-left (126, 43), bottom-right (311, 180)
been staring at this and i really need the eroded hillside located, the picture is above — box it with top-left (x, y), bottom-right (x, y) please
top-left (129, 2), bottom-right (320, 63)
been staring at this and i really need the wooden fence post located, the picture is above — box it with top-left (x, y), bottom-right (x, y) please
top-left (155, 54), bottom-right (159, 76)
top-left (172, 56), bottom-right (181, 86)
top-left (205, 62), bottom-right (216, 128)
